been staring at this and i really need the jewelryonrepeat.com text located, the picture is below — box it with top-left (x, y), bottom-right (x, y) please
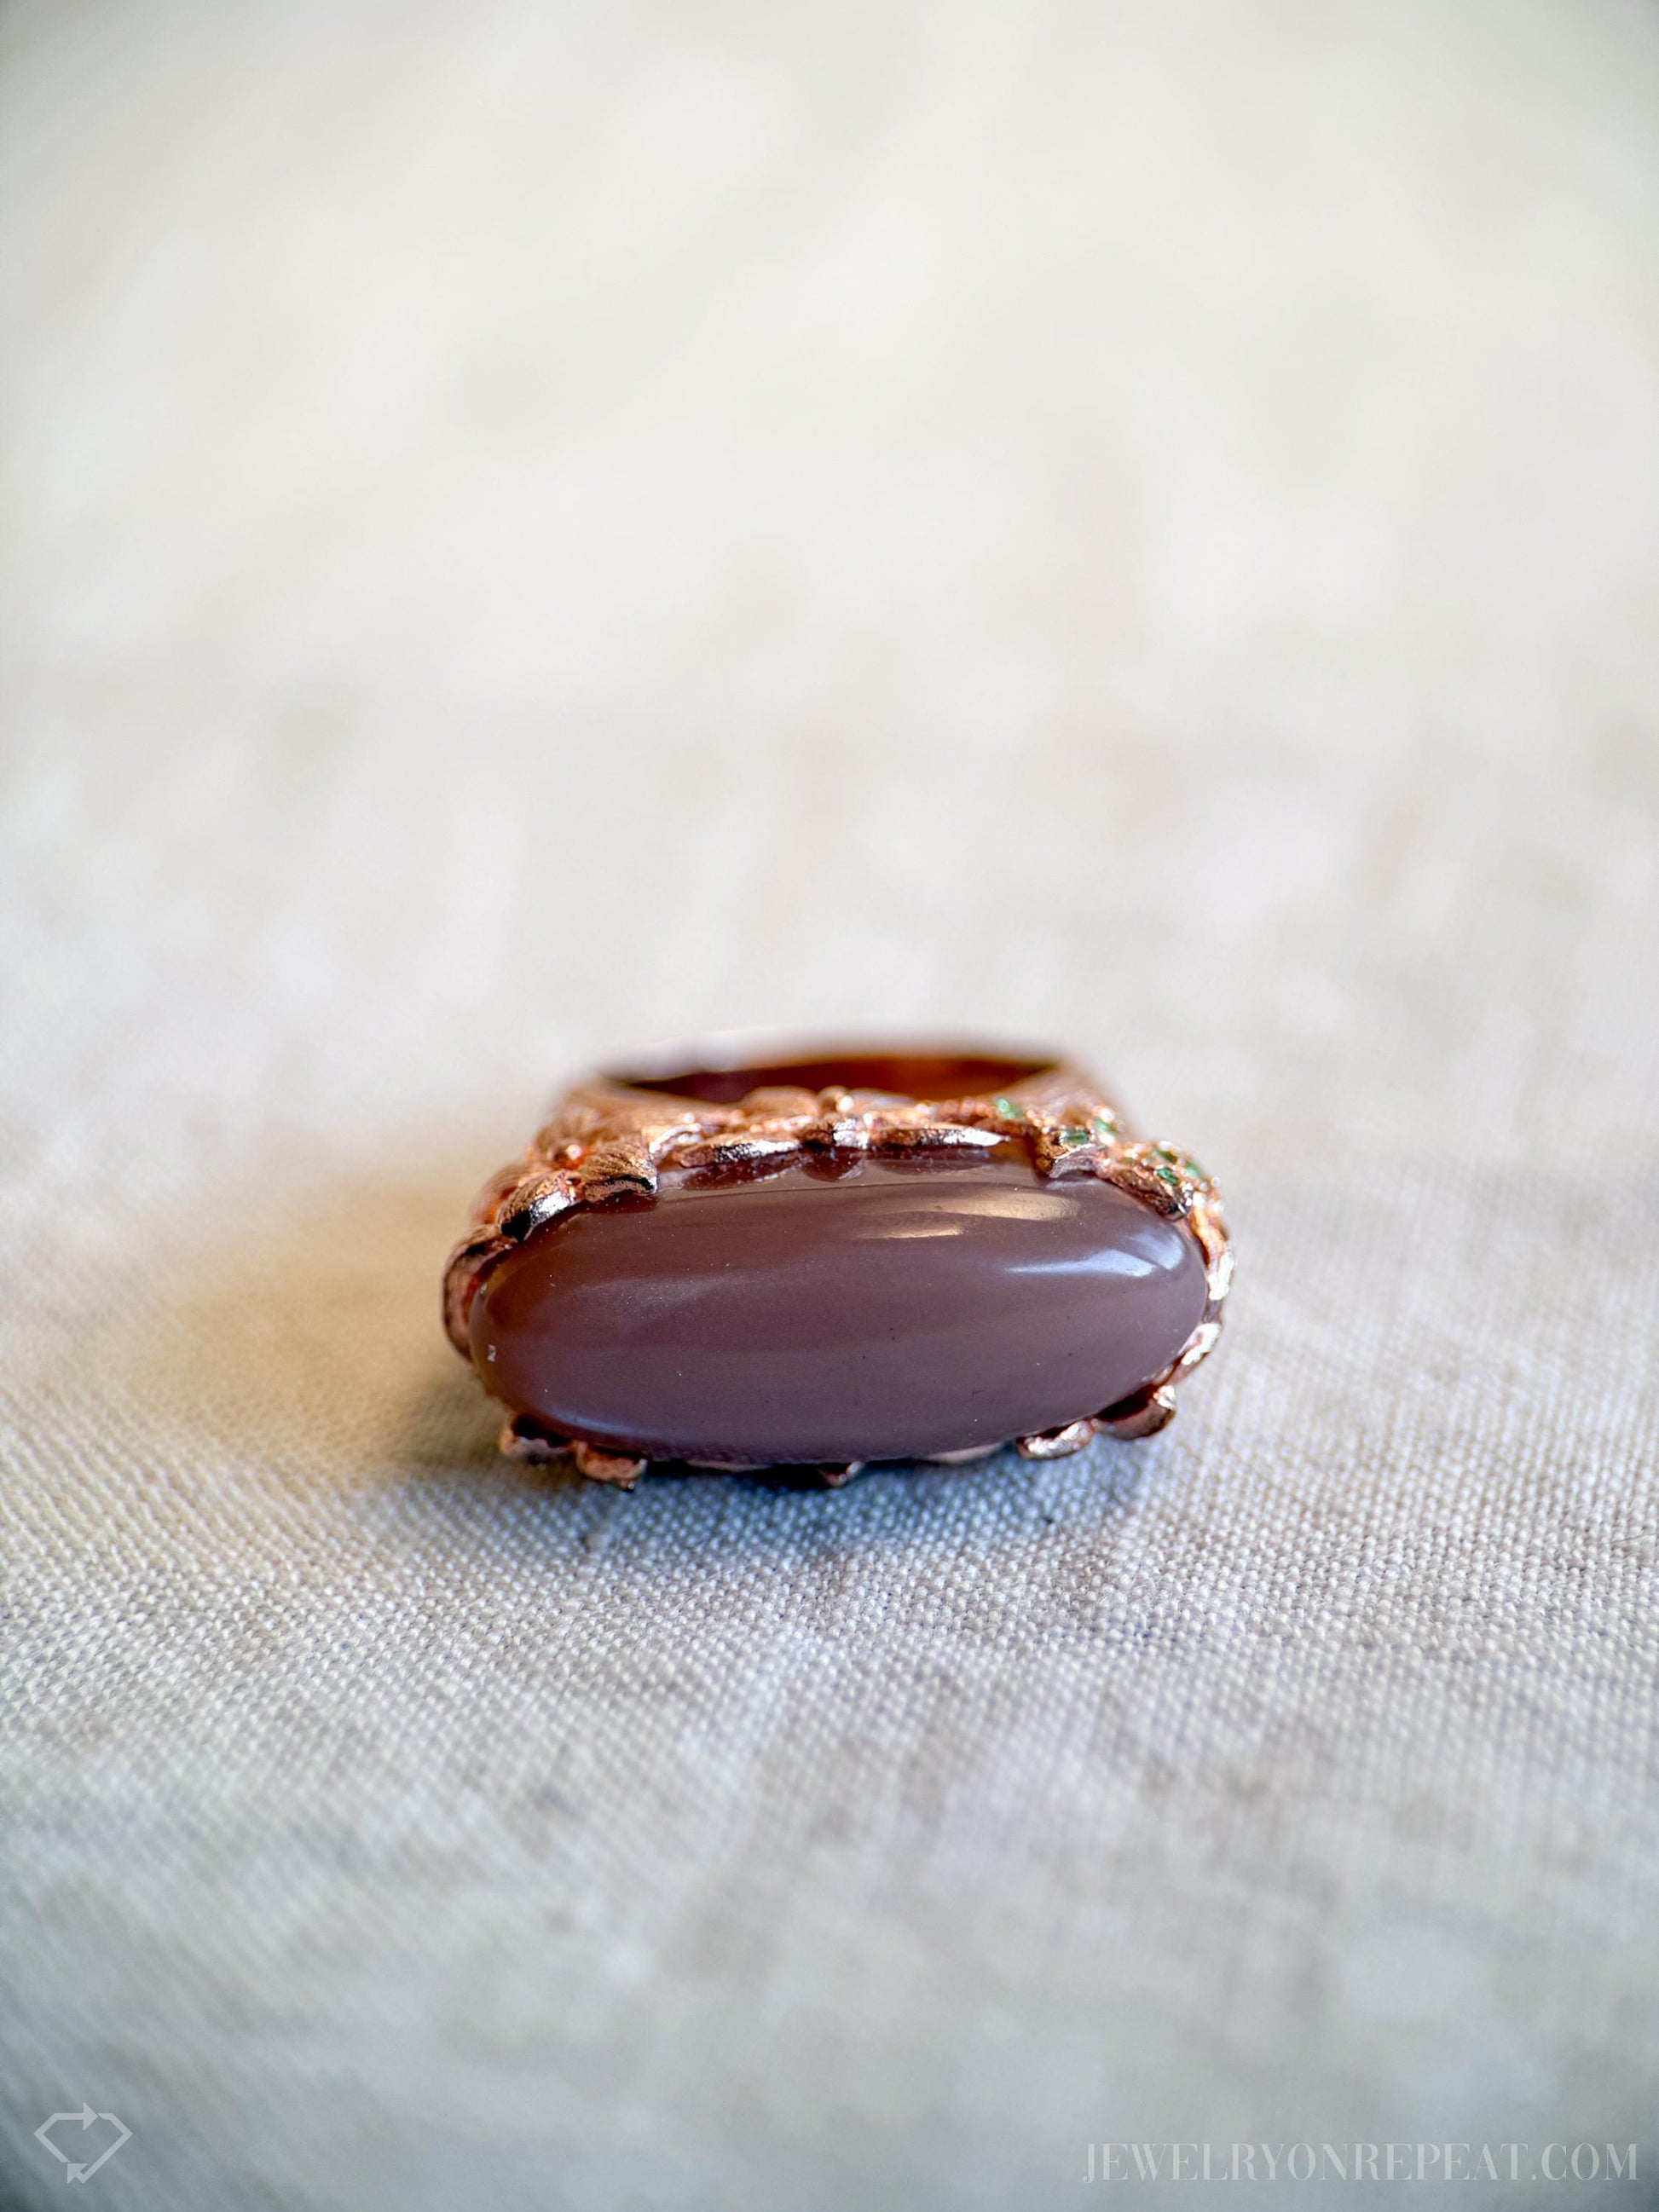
top-left (1084, 2145), bottom-right (1636, 2186)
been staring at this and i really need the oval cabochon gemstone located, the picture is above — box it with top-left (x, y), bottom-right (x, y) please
top-left (470, 1147), bottom-right (1209, 1466)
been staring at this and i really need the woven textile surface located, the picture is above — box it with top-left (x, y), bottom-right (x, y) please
top-left (3, 3), bottom-right (1659, 2205)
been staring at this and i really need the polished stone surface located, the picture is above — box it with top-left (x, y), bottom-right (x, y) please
top-left (470, 1146), bottom-right (1208, 1464)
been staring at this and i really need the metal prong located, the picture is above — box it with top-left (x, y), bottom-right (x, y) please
top-left (1095, 1386), bottom-right (1176, 1441)
top-left (498, 1416), bottom-right (570, 1466)
top-left (817, 1461), bottom-right (866, 1488)
top-left (1015, 1418), bottom-right (1097, 1460)
top-left (570, 1439), bottom-right (647, 1488)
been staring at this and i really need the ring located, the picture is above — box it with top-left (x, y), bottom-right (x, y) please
top-left (443, 1040), bottom-right (1233, 1487)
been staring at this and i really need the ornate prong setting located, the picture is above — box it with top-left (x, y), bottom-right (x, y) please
top-left (447, 1048), bottom-right (1233, 1485)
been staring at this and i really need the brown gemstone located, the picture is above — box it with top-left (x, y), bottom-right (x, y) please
top-left (468, 1145), bottom-right (1208, 1466)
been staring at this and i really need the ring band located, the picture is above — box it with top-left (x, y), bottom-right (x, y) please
top-left (443, 1041), bottom-right (1232, 1487)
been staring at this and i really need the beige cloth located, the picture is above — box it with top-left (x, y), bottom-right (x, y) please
top-left (4, 3), bottom-right (1659, 2205)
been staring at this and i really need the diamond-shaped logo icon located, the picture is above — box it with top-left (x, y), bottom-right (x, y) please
top-left (35, 2105), bottom-right (132, 2184)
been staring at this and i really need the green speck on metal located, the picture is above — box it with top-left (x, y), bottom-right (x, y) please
top-left (995, 1098), bottom-right (1028, 1120)
top-left (1059, 1125), bottom-right (1090, 1147)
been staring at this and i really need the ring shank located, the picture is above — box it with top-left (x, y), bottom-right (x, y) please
top-left (605, 1046), bottom-right (1061, 1107)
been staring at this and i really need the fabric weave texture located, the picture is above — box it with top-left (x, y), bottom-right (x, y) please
top-left (3, 3), bottom-right (1658, 2205)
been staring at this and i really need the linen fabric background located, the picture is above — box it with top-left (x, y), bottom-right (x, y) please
top-left (3, 3), bottom-right (1659, 2206)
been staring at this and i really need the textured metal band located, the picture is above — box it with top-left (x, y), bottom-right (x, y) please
top-left (443, 1046), bottom-right (1233, 1485)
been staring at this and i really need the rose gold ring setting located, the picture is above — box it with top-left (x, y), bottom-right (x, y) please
top-left (443, 1042), bottom-right (1232, 1488)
